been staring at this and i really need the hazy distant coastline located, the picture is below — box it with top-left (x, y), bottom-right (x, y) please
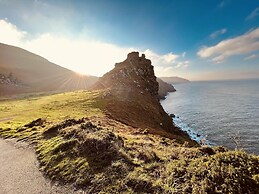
top-left (159, 76), bottom-right (190, 84)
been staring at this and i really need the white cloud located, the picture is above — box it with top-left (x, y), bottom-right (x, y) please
top-left (0, 19), bottom-right (189, 77)
top-left (143, 49), bottom-right (179, 66)
top-left (0, 19), bottom-right (133, 76)
top-left (153, 62), bottom-right (189, 77)
top-left (23, 34), bottom-right (136, 76)
top-left (0, 19), bottom-right (27, 46)
top-left (211, 55), bottom-right (225, 64)
top-left (146, 50), bottom-right (190, 77)
top-left (182, 51), bottom-right (186, 58)
top-left (246, 7), bottom-right (259, 20)
top-left (244, 54), bottom-right (258, 61)
top-left (162, 53), bottom-right (179, 63)
top-left (210, 28), bottom-right (227, 38)
top-left (197, 28), bottom-right (259, 63)
top-left (143, 49), bottom-right (190, 75)
top-left (175, 61), bottom-right (190, 68)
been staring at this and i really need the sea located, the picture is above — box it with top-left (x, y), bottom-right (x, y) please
top-left (161, 79), bottom-right (259, 155)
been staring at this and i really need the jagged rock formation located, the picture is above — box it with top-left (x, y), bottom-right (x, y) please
top-left (92, 52), bottom-right (184, 135)
top-left (94, 51), bottom-right (175, 99)
top-left (93, 52), bottom-right (158, 97)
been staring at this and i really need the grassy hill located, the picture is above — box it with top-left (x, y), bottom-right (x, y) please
top-left (0, 43), bottom-right (98, 96)
top-left (0, 90), bottom-right (259, 193)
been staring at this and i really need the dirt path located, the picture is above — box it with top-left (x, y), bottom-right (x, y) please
top-left (0, 139), bottom-right (83, 194)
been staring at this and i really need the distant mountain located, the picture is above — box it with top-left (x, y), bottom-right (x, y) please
top-left (159, 76), bottom-right (190, 84)
top-left (156, 78), bottom-right (176, 99)
top-left (0, 43), bottom-right (98, 96)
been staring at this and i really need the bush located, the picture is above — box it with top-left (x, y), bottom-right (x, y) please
top-left (166, 150), bottom-right (259, 194)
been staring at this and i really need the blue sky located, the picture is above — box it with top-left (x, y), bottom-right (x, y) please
top-left (0, 0), bottom-right (258, 80)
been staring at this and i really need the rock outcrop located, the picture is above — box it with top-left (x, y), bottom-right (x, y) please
top-left (93, 52), bottom-right (158, 97)
top-left (92, 52), bottom-right (184, 135)
top-left (0, 73), bottom-right (21, 86)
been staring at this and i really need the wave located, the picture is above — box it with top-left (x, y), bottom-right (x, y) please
top-left (173, 116), bottom-right (216, 146)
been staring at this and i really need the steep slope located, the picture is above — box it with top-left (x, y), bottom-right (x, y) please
top-left (0, 43), bottom-right (98, 96)
top-left (157, 77), bottom-right (176, 99)
top-left (91, 52), bottom-right (188, 138)
top-left (159, 76), bottom-right (190, 84)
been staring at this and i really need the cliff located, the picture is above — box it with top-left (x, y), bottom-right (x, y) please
top-left (92, 52), bottom-right (185, 138)
top-left (157, 77), bottom-right (176, 99)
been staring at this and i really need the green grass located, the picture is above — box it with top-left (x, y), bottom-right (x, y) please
top-left (1, 90), bottom-right (259, 193)
top-left (164, 150), bottom-right (259, 193)
top-left (0, 90), bottom-right (105, 130)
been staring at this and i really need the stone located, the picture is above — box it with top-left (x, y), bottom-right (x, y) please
top-left (127, 51), bottom-right (139, 60)
top-left (169, 114), bottom-right (175, 118)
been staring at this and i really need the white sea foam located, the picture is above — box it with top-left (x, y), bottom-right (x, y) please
top-left (172, 116), bottom-right (215, 146)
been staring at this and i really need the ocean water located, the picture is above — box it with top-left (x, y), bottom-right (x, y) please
top-left (161, 79), bottom-right (259, 155)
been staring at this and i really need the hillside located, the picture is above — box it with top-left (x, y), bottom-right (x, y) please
top-left (1, 89), bottom-right (258, 193)
top-left (159, 76), bottom-right (190, 84)
top-left (0, 43), bottom-right (98, 96)
top-left (0, 51), bottom-right (258, 193)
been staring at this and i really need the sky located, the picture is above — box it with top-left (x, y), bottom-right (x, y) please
top-left (0, 0), bottom-right (258, 81)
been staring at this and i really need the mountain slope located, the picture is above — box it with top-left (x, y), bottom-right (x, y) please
top-left (0, 43), bottom-right (98, 96)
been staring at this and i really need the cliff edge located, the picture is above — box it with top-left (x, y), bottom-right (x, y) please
top-left (91, 52), bottom-right (189, 140)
